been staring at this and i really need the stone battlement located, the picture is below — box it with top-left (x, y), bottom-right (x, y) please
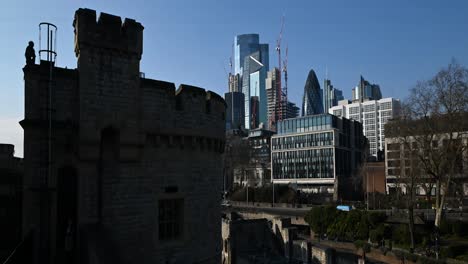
top-left (141, 78), bottom-right (226, 115)
top-left (140, 79), bottom-right (226, 139)
top-left (0, 144), bottom-right (14, 158)
top-left (73, 8), bottom-right (143, 57)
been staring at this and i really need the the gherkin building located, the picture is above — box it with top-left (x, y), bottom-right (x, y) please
top-left (301, 69), bottom-right (323, 116)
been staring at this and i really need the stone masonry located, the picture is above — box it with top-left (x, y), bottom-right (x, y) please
top-left (21, 8), bottom-right (225, 264)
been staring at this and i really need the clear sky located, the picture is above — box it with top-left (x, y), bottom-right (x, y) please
top-left (1, 0), bottom-right (467, 157)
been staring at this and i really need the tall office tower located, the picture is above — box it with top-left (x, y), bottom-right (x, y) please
top-left (234, 34), bottom-right (261, 75)
top-left (241, 48), bottom-right (269, 129)
top-left (226, 73), bottom-right (243, 130)
top-left (301, 69), bottom-right (324, 116)
top-left (351, 76), bottom-right (382, 102)
top-left (234, 34), bottom-right (269, 129)
top-left (335, 89), bottom-right (344, 102)
top-left (323, 79), bottom-right (344, 113)
top-left (329, 97), bottom-right (401, 158)
top-left (225, 91), bottom-right (245, 130)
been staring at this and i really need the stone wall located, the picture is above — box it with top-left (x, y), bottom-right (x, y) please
top-left (0, 144), bottom-right (23, 259)
top-left (21, 8), bottom-right (225, 264)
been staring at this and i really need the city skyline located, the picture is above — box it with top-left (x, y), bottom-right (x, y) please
top-left (1, 0), bottom-right (468, 156)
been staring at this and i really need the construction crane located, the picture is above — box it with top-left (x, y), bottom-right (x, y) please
top-left (275, 16), bottom-right (285, 126)
top-left (283, 45), bottom-right (288, 107)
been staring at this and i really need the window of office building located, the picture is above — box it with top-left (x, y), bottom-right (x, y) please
top-left (363, 104), bottom-right (376, 112)
top-left (380, 102), bottom-right (392, 110)
top-left (159, 199), bottom-right (184, 241)
top-left (349, 114), bottom-right (360, 121)
top-left (272, 148), bottom-right (334, 179)
top-left (380, 110), bottom-right (393, 117)
top-left (365, 119), bottom-right (376, 125)
top-left (349, 107), bottom-right (360, 115)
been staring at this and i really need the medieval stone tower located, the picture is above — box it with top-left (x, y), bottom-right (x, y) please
top-left (21, 8), bottom-right (225, 264)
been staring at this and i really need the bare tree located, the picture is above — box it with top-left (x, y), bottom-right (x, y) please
top-left (408, 61), bottom-right (468, 228)
top-left (225, 134), bottom-right (251, 188)
top-left (386, 104), bottom-right (426, 252)
top-left (387, 60), bottom-right (468, 256)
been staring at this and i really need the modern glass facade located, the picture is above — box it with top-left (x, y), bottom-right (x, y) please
top-left (241, 49), bottom-right (269, 129)
top-left (351, 76), bottom-right (382, 102)
top-left (276, 114), bottom-right (333, 135)
top-left (271, 114), bottom-right (365, 200)
top-left (225, 91), bottom-right (245, 130)
top-left (302, 69), bottom-right (324, 116)
top-left (323, 79), bottom-right (344, 113)
top-left (234, 34), bottom-right (260, 75)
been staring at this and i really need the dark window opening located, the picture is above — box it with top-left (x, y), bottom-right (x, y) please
top-left (159, 199), bottom-right (184, 241)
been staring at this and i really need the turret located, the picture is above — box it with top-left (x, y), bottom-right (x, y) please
top-left (73, 8), bottom-right (143, 58)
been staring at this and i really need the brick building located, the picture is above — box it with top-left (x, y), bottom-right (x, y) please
top-left (363, 161), bottom-right (386, 194)
top-left (20, 9), bottom-right (225, 264)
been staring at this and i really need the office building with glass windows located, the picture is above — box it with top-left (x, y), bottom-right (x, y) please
top-left (329, 97), bottom-right (401, 159)
top-left (351, 76), bottom-right (382, 103)
top-left (233, 34), bottom-right (269, 129)
top-left (271, 114), bottom-right (365, 201)
top-left (225, 91), bottom-right (245, 130)
top-left (323, 79), bottom-right (344, 113)
top-left (302, 69), bottom-right (324, 116)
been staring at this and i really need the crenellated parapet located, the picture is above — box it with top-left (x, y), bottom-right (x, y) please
top-left (73, 8), bottom-right (143, 58)
top-left (140, 79), bottom-right (226, 139)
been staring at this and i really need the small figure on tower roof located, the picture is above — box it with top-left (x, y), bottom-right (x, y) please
top-left (25, 41), bottom-right (36, 65)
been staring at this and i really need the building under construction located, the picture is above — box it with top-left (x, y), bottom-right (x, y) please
top-left (266, 68), bottom-right (299, 131)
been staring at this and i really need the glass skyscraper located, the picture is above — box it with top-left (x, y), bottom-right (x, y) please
top-left (323, 79), bottom-right (344, 113)
top-left (234, 34), bottom-right (260, 76)
top-left (351, 76), bottom-right (382, 102)
top-left (234, 34), bottom-right (269, 129)
top-left (301, 69), bottom-right (323, 116)
top-left (225, 91), bottom-right (245, 130)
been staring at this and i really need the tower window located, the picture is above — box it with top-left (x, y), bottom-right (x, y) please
top-left (158, 199), bottom-right (184, 241)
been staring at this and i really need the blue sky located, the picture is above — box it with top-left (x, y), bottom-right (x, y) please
top-left (1, 0), bottom-right (467, 157)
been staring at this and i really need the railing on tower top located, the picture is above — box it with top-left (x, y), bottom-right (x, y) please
top-left (38, 22), bottom-right (57, 63)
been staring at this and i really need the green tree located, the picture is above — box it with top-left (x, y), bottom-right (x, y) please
top-left (305, 206), bottom-right (339, 241)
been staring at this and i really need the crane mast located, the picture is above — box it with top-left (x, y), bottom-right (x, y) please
top-left (275, 16), bottom-right (285, 127)
top-left (283, 45), bottom-right (288, 110)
